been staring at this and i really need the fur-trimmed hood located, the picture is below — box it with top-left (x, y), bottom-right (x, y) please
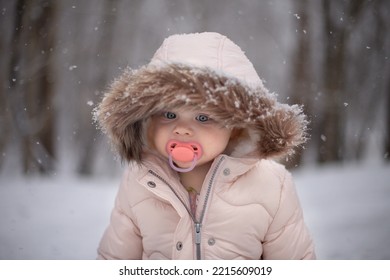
top-left (95, 32), bottom-right (308, 163)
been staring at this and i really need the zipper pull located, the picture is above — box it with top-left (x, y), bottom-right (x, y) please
top-left (194, 223), bottom-right (201, 244)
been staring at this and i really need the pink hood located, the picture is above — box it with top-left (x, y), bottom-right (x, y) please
top-left (95, 32), bottom-right (308, 163)
top-left (150, 32), bottom-right (263, 87)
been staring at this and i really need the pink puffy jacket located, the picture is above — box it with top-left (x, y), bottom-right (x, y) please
top-left (97, 154), bottom-right (316, 260)
top-left (96, 32), bottom-right (315, 260)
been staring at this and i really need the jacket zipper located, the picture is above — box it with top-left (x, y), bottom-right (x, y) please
top-left (148, 156), bottom-right (225, 260)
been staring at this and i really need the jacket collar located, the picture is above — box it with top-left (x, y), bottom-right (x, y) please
top-left (137, 153), bottom-right (258, 185)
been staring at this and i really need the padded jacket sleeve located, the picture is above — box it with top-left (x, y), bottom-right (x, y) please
top-left (97, 169), bottom-right (143, 260)
top-left (262, 170), bottom-right (316, 260)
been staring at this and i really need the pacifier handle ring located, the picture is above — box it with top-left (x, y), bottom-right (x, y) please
top-left (169, 154), bottom-right (198, 173)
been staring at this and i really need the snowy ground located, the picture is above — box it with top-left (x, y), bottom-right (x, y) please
top-left (0, 161), bottom-right (389, 260)
top-left (294, 161), bottom-right (390, 259)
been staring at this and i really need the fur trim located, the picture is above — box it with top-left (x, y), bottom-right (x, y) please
top-left (95, 64), bottom-right (308, 162)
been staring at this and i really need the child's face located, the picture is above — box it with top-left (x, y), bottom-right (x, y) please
top-left (150, 109), bottom-right (232, 170)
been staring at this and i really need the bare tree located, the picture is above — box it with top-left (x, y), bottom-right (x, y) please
top-left (0, 2), bottom-right (12, 169)
top-left (6, 0), bottom-right (57, 174)
top-left (349, 0), bottom-right (390, 160)
top-left (385, 71), bottom-right (390, 162)
top-left (76, 0), bottom-right (119, 175)
top-left (316, 0), bottom-right (366, 163)
top-left (286, 0), bottom-right (312, 168)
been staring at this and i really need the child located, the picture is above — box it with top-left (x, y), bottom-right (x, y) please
top-left (95, 32), bottom-right (316, 260)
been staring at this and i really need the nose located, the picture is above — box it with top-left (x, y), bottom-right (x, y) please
top-left (173, 123), bottom-right (193, 137)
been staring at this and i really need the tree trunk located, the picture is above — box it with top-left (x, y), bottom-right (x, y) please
top-left (0, 2), bottom-right (12, 169)
top-left (286, 0), bottom-right (311, 169)
top-left (385, 71), bottom-right (390, 161)
top-left (7, 0), bottom-right (57, 174)
top-left (77, 0), bottom-right (119, 175)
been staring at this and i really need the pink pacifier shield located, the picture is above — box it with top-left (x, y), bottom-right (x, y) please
top-left (171, 146), bottom-right (195, 162)
top-left (166, 140), bottom-right (202, 162)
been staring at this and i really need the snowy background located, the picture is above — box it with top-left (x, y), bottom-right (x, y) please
top-left (1, 158), bottom-right (389, 260)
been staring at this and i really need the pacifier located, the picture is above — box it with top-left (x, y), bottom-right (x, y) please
top-left (166, 140), bottom-right (203, 173)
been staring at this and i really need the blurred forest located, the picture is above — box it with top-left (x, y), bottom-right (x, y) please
top-left (0, 0), bottom-right (389, 176)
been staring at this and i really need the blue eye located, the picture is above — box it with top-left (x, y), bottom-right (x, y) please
top-left (164, 112), bottom-right (176, 119)
top-left (196, 114), bottom-right (209, 122)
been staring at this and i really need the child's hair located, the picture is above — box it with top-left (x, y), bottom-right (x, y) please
top-left (95, 32), bottom-right (308, 163)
